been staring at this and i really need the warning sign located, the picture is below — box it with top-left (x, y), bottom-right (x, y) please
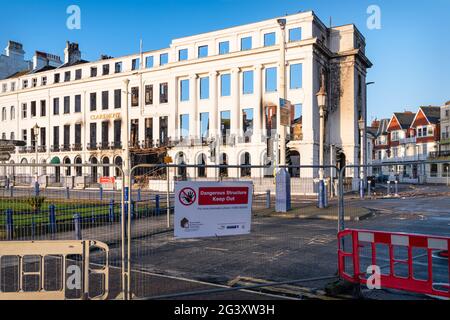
top-left (174, 181), bottom-right (253, 239)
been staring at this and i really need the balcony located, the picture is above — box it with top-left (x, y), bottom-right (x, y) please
top-left (399, 137), bottom-right (416, 145)
top-left (87, 143), bottom-right (98, 151)
top-left (72, 143), bottom-right (82, 151)
top-left (61, 144), bottom-right (71, 152)
top-left (51, 145), bottom-right (60, 152)
top-left (111, 141), bottom-right (122, 149)
top-left (100, 142), bottom-right (110, 150)
top-left (429, 150), bottom-right (450, 159)
top-left (26, 146), bottom-right (35, 153)
top-left (38, 145), bottom-right (47, 153)
top-left (18, 146), bottom-right (27, 154)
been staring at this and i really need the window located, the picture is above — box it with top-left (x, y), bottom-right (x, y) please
top-left (198, 45), bottom-right (208, 58)
top-left (102, 91), bottom-right (109, 110)
top-left (1, 108), bottom-right (6, 121)
top-left (290, 63), bottom-right (303, 89)
top-left (64, 96), bottom-right (70, 114)
top-left (75, 95), bottom-right (81, 113)
top-left (131, 87), bottom-right (139, 107)
top-left (91, 67), bottom-right (97, 77)
top-left (221, 74), bottom-right (231, 97)
top-left (145, 56), bottom-right (154, 68)
top-left (178, 49), bottom-right (188, 61)
top-left (31, 101), bottom-right (37, 117)
top-left (430, 164), bottom-right (438, 177)
top-left (180, 114), bottom-right (189, 141)
top-left (145, 85), bottom-right (153, 105)
top-left (75, 124), bottom-right (81, 146)
top-left (294, 104), bottom-right (302, 122)
top-left (240, 37), bottom-right (252, 51)
top-left (32, 78), bottom-right (37, 87)
top-left (102, 64), bottom-right (110, 75)
top-left (289, 27), bottom-right (302, 42)
top-left (114, 89), bottom-right (121, 109)
top-left (242, 108), bottom-right (254, 140)
top-left (53, 98), bottom-right (59, 115)
top-left (54, 73), bottom-right (60, 83)
top-left (10, 132), bottom-right (15, 141)
top-left (180, 79), bottom-right (190, 102)
top-left (160, 83), bottom-right (168, 103)
top-left (63, 125), bottom-right (70, 148)
top-left (53, 126), bottom-right (59, 148)
top-left (40, 100), bottom-right (46, 117)
top-left (10, 82), bottom-right (15, 91)
top-left (243, 70), bottom-right (254, 94)
top-left (114, 120), bottom-right (122, 146)
top-left (22, 103), bottom-right (27, 119)
top-left (200, 112), bottom-right (209, 141)
top-left (101, 121), bottom-right (109, 146)
top-left (75, 69), bottom-right (82, 80)
top-left (200, 77), bottom-right (209, 100)
top-left (64, 71), bottom-right (71, 82)
top-left (115, 62), bottom-right (122, 73)
top-left (265, 67), bottom-right (277, 92)
top-left (41, 76), bottom-right (47, 86)
top-left (90, 93), bottom-right (97, 111)
top-left (22, 130), bottom-right (27, 144)
top-left (10, 106), bottom-right (15, 120)
top-left (220, 111), bottom-right (231, 143)
top-left (264, 32), bottom-right (276, 46)
top-left (443, 163), bottom-right (450, 177)
top-left (23, 80), bottom-right (28, 89)
top-left (160, 53), bottom-right (168, 66)
top-left (132, 58), bottom-right (140, 70)
top-left (219, 41), bottom-right (229, 55)
top-left (1, 83), bottom-right (6, 93)
top-left (90, 123), bottom-right (97, 146)
top-left (159, 117), bottom-right (168, 145)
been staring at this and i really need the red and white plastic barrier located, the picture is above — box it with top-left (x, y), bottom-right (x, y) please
top-left (338, 229), bottom-right (449, 298)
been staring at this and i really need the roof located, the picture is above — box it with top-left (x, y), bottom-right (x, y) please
top-left (376, 119), bottom-right (390, 135)
top-left (420, 106), bottom-right (441, 124)
top-left (393, 112), bottom-right (415, 129)
top-left (366, 126), bottom-right (378, 137)
top-left (5, 69), bottom-right (30, 79)
top-left (57, 59), bottom-right (89, 69)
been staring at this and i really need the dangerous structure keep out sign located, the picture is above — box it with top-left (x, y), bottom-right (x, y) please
top-left (174, 181), bottom-right (253, 239)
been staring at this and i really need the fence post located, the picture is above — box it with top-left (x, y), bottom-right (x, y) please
top-left (10, 186), bottom-right (14, 198)
top-left (73, 213), bottom-right (82, 240)
top-left (66, 187), bottom-right (70, 200)
top-left (99, 186), bottom-right (103, 201)
top-left (318, 180), bottom-right (325, 209)
top-left (34, 181), bottom-right (40, 197)
top-left (368, 179), bottom-right (372, 198)
top-left (49, 205), bottom-right (56, 234)
top-left (109, 199), bottom-right (115, 222)
top-left (266, 190), bottom-right (271, 209)
top-left (155, 194), bottom-right (160, 216)
top-left (6, 209), bottom-right (13, 240)
top-left (359, 178), bottom-right (365, 199)
top-left (137, 188), bottom-right (141, 202)
top-left (387, 181), bottom-right (391, 197)
top-left (324, 180), bottom-right (329, 208)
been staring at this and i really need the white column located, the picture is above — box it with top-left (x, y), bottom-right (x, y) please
top-left (122, 79), bottom-right (130, 185)
top-left (254, 64), bottom-right (263, 141)
top-left (231, 67), bottom-right (241, 137)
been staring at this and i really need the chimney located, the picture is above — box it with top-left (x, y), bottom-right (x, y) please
top-left (64, 41), bottom-right (81, 64)
top-left (5, 41), bottom-right (25, 59)
top-left (33, 51), bottom-right (62, 70)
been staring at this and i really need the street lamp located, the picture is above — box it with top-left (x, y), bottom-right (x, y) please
top-left (32, 123), bottom-right (40, 183)
top-left (358, 117), bottom-right (365, 199)
top-left (316, 80), bottom-right (327, 208)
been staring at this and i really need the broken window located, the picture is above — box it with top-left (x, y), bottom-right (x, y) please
top-left (145, 118), bottom-right (153, 147)
top-left (145, 85), bottom-right (153, 105)
top-left (159, 117), bottom-right (168, 146)
top-left (102, 64), bottom-right (110, 75)
top-left (131, 87), bottom-right (139, 107)
top-left (160, 83), bottom-right (168, 103)
top-left (130, 119), bottom-right (139, 147)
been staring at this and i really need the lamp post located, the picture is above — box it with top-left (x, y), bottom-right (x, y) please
top-left (358, 117), bottom-right (365, 199)
top-left (316, 80), bottom-right (327, 208)
top-left (32, 123), bottom-right (40, 182)
top-left (277, 18), bottom-right (287, 167)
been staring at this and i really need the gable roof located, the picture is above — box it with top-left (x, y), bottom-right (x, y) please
top-left (393, 112), bottom-right (415, 129)
top-left (420, 106), bottom-right (440, 124)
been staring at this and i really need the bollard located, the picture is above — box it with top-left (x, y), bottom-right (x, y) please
top-left (66, 187), bottom-right (70, 200)
top-left (324, 181), bottom-right (329, 208)
top-left (73, 213), bottom-right (82, 240)
top-left (368, 180), bottom-right (372, 198)
top-left (34, 181), bottom-right (40, 197)
top-left (109, 199), bottom-right (115, 222)
top-left (6, 209), bottom-right (13, 240)
top-left (318, 180), bottom-right (325, 209)
top-left (49, 205), bottom-right (56, 234)
top-left (395, 181), bottom-right (399, 197)
top-left (99, 186), bottom-right (103, 201)
top-left (155, 194), bottom-right (160, 216)
top-left (137, 189), bottom-right (142, 202)
top-left (387, 181), bottom-right (391, 196)
top-left (359, 179), bottom-right (365, 199)
top-left (10, 186), bottom-right (14, 198)
top-left (266, 190), bottom-right (271, 209)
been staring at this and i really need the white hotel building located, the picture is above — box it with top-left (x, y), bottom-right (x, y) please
top-left (0, 11), bottom-right (371, 185)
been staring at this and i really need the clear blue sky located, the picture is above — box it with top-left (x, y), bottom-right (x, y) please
top-left (1, 0), bottom-right (449, 121)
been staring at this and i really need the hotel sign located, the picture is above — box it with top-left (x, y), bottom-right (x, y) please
top-left (90, 113), bottom-right (121, 121)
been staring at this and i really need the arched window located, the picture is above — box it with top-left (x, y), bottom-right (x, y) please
top-left (64, 157), bottom-right (71, 176)
top-left (74, 156), bottom-right (82, 177)
top-left (10, 106), bottom-right (15, 120)
top-left (90, 157), bottom-right (98, 181)
top-left (240, 152), bottom-right (251, 177)
top-left (220, 153), bottom-right (228, 178)
top-left (102, 157), bottom-right (110, 177)
top-left (50, 157), bottom-right (61, 183)
top-left (114, 156), bottom-right (123, 177)
top-left (176, 152), bottom-right (187, 179)
top-left (2, 107), bottom-right (6, 121)
top-left (290, 150), bottom-right (300, 177)
top-left (197, 153), bottom-right (207, 178)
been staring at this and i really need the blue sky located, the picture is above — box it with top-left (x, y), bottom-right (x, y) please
top-left (1, 0), bottom-right (449, 121)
